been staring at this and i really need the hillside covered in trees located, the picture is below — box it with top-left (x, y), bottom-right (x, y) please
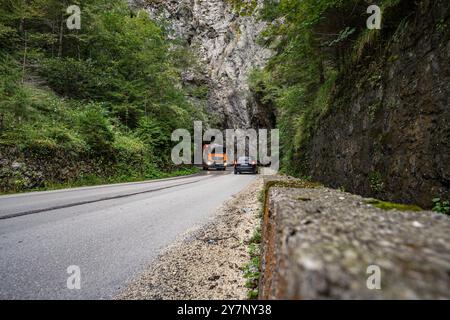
top-left (248, 0), bottom-right (449, 208)
top-left (0, 0), bottom-right (210, 192)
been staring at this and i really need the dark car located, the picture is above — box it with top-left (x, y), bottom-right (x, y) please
top-left (234, 156), bottom-right (257, 174)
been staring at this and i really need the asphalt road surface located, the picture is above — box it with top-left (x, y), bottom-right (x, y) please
top-left (0, 170), bottom-right (256, 299)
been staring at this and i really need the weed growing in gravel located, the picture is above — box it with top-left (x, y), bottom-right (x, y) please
top-left (244, 243), bottom-right (260, 299)
top-left (257, 189), bottom-right (265, 218)
top-left (249, 227), bottom-right (261, 244)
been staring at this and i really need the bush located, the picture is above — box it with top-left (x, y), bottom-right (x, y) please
top-left (77, 105), bottom-right (114, 156)
top-left (39, 58), bottom-right (100, 99)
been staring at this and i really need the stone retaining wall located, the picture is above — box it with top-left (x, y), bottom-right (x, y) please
top-left (259, 181), bottom-right (450, 299)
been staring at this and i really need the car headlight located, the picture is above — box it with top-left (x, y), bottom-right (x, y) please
top-left (224, 162), bottom-right (228, 166)
top-left (207, 161), bottom-right (213, 166)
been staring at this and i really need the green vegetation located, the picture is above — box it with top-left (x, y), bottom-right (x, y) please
top-left (246, 0), bottom-right (416, 177)
top-left (226, 0), bottom-right (258, 15)
top-left (245, 178), bottom-right (321, 299)
top-left (263, 179), bottom-right (322, 197)
top-left (364, 199), bottom-right (423, 212)
top-left (249, 226), bottom-right (261, 244)
top-left (369, 171), bottom-right (385, 193)
top-left (243, 239), bottom-right (261, 300)
top-left (432, 198), bottom-right (450, 215)
top-left (257, 188), bottom-right (265, 218)
top-left (0, 0), bottom-right (209, 192)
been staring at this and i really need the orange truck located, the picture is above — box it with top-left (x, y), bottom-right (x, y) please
top-left (202, 144), bottom-right (228, 171)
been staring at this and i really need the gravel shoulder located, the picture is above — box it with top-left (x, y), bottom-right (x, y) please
top-left (116, 177), bottom-right (263, 300)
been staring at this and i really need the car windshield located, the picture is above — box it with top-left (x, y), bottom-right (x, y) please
top-left (237, 157), bottom-right (254, 163)
top-left (209, 145), bottom-right (226, 154)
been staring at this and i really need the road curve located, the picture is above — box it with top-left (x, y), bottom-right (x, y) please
top-left (0, 170), bottom-right (256, 299)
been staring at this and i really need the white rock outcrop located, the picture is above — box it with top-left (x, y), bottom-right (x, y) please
top-left (132, 0), bottom-right (273, 128)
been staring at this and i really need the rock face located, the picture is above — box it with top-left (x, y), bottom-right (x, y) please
top-left (303, 1), bottom-right (450, 208)
top-left (137, 0), bottom-right (273, 129)
top-left (260, 182), bottom-right (450, 299)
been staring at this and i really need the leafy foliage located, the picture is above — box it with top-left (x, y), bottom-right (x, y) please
top-left (432, 198), bottom-right (450, 215)
top-left (243, 225), bottom-right (262, 299)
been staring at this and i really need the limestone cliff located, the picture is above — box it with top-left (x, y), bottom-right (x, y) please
top-left (133, 0), bottom-right (273, 129)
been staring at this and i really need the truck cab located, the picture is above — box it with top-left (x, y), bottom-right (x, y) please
top-left (203, 144), bottom-right (228, 171)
